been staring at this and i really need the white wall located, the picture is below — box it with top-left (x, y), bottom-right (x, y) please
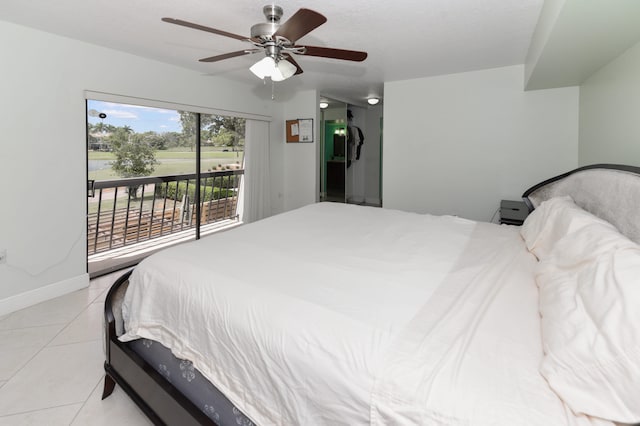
top-left (383, 65), bottom-right (579, 221)
top-left (579, 39), bottom-right (640, 166)
top-left (280, 90), bottom-right (320, 211)
top-left (0, 21), bottom-right (272, 314)
top-left (322, 104), bottom-right (347, 121)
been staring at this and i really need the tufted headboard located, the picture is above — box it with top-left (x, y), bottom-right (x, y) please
top-left (522, 164), bottom-right (640, 244)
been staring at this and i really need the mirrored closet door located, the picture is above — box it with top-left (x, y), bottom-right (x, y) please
top-left (320, 97), bottom-right (383, 207)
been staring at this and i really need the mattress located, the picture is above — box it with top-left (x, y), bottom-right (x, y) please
top-left (120, 202), bottom-right (611, 426)
top-left (129, 338), bottom-right (254, 425)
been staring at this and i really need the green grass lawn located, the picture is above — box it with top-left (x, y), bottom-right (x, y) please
top-left (88, 149), bottom-right (244, 181)
top-left (89, 159), bottom-right (241, 181)
top-left (88, 149), bottom-right (242, 160)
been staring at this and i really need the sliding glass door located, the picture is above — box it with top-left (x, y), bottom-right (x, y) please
top-left (86, 99), bottom-right (245, 276)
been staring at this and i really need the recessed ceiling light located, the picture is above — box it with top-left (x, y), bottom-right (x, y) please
top-left (367, 97), bottom-right (380, 105)
top-left (319, 101), bottom-right (329, 109)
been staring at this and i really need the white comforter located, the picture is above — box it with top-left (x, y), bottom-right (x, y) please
top-left (121, 203), bottom-right (610, 426)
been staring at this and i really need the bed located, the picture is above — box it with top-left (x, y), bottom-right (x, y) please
top-left (103, 164), bottom-right (640, 426)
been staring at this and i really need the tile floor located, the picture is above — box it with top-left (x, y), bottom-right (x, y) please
top-left (0, 270), bottom-right (152, 425)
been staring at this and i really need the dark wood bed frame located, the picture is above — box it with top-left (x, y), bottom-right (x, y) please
top-left (103, 270), bottom-right (217, 425)
top-left (103, 164), bottom-right (640, 426)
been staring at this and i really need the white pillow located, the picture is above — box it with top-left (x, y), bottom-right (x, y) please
top-left (536, 223), bottom-right (640, 423)
top-left (520, 196), bottom-right (613, 260)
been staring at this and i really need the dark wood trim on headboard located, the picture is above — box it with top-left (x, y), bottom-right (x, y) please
top-left (521, 164), bottom-right (640, 211)
top-left (520, 164), bottom-right (640, 244)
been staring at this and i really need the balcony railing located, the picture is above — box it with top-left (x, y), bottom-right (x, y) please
top-left (87, 169), bottom-right (243, 256)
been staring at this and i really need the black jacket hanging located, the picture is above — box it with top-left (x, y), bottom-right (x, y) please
top-left (347, 125), bottom-right (365, 167)
top-left (355, 126), bottom-right (365, 160)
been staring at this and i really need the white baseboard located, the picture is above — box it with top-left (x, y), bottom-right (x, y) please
top-left (0, 273), bottom-right (90, 316)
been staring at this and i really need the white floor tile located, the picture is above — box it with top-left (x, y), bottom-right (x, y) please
top-left (0, 290), bottom-right (93, 331)
top-left (0, 271), bottom-right (152, 424)
top-left (71, 380), bottom-right (152, 426)
top-left (91, 287), bottom-right (110, 305)
top-left (0, 325), bottom-right (65, 381)
top-left (0, 404), bottom-right (82, 426)
top-left (48, 303), bottom-right (103, 347)
top-left (0, 341), bottom-right (103, 416)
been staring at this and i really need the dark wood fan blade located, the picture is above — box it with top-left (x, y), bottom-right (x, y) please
top-left (273, 9), bottom-right (327, 43)
top-left (199, 49), bottom-right (260, 63)
top-left (162, 18), bottom-right (251, 42)
top-left (282, 54), bottom-right (304, 75)
top-left (299, 45), bottom-right (368, 62)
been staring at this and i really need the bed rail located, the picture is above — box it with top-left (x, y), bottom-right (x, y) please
top-left (102, 270), bottom-right (216, 425)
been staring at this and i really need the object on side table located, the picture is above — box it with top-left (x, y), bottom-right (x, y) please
top-left (500, 200), bottom-right (529, 225)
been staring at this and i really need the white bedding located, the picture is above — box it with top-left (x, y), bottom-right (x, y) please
top-left (120, 202), bottom-right (610, 426)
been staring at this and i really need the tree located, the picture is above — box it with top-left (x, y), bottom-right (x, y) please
top-left (92, 122), bottom-right (111, 134)
top-left (87, 122), bottom-right (116, 151)
top-left (162, 132), bottom-right (183, 149)
top-left (206, 116), bottom-right (245, 156)
top-left (177, 111), bottom-right (198, 151)
top-left (142, 131), bottom-right (167, 150)
top-left (108, 127), bottom-right (158, 197)
top-left (87, 123), bottom-right (99, 147)
top-left (178, 111), bottom-right (245, 154)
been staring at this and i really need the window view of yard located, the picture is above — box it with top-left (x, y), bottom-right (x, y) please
top-left (87, 100), bottom-right (245, 181)
top-left (87, 100), bottom-right (246, 263)
top-left (88, 148), bottom-right (242, 181)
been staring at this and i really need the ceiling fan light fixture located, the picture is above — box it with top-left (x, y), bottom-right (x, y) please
top-left (250, 56), bottom-right (277, 79)
top-left (367, 97), bottom-right (380, 105)
top-left (250, 56), bottom-right (296, 81)
top-left (271, 59), bottom-right (297, 81)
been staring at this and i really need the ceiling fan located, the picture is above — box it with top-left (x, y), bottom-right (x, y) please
top-left (162, 5), bottom-right (368, 81)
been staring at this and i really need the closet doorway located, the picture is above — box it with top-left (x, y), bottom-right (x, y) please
top-left (320, 99), bottom-right (347, 202)
top-left (319, 97), bottom-right (383, 206)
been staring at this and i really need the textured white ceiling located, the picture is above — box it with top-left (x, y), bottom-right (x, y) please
top-left (0, 0), bottom-right (544, 104)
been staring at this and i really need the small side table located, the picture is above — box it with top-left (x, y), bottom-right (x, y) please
top-left (500, 200), bottom-right (529, 226)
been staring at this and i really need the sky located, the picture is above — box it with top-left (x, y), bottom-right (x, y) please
top-left (87, 100), bottom-right (183, 133)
